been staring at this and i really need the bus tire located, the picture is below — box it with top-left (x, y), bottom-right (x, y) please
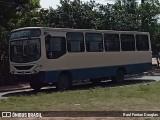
top-left (90, 79), bottom-right (101, 85)
top-left (56, 74), bottom-right (72, 91)
top-left (30, 80), bottom-right (42, 91)
top-left (111, 69), bottom-right (125, 83)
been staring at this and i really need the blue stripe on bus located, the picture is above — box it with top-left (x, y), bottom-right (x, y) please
top-left (42, 63), bottom-right (151, 83)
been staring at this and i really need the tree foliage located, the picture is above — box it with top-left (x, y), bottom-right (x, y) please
top-left (0, 0), bottom-right (40, 65)
top-left (1, 0), bottom-right (160, 72)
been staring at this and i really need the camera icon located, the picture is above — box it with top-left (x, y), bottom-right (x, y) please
top-left (2, 112), bottom-right (11, 118)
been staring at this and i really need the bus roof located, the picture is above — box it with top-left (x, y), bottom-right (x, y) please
top-left (11, 27), bottom-right (149, 34)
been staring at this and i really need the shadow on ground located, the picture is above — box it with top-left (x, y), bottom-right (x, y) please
top-left (2, 79), bottom-right (155, 98)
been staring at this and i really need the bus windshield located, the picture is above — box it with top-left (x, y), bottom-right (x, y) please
top-left (10, 39), bottom-right (40, 63)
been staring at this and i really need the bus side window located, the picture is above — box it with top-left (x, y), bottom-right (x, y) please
top-left (45, 37), bottom-right (66, 59)
top-left (121, 34), bottom-right (135, 51)
top-left (66, 32), bottom-right (84, 52)
top-left (85, 33), bottom-right (103, 52)
top-left (136, 35), bottom-right (149, 51)
top-left (104, 34), bottom-right (120, 51)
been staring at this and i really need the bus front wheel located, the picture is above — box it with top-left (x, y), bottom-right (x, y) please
top-left (56, 74), bottom-right (72, 91)
top-left (30, 80), bottom-right (42, 91)
top-left (111, 69), bottom-right (125, 83)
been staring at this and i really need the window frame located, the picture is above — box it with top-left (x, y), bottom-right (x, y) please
top-left (85, 32), bottom-right (104, 52)
top-left (136, 34), bottom-right (149, 51)
top-left (45, 36), bottom-right (66, 59)
top-left (104, 33), bottom-right (120, 52)
top-left (66, 32), bottom-right (85, 53)
top-left (120, 34), bottom-right (135, 51)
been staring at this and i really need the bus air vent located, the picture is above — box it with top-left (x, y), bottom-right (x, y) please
top-left (14, 65), bottom-right (33, 70)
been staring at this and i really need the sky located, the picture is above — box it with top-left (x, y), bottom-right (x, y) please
top-left (40, 0), bottom-right (116, 9)
top-left (40, 0), bottom-right (143, 9)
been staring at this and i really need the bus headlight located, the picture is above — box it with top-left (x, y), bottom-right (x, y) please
top-left (32, 65), bottom-right (41, 73)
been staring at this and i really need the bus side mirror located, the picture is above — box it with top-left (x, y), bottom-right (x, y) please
top-left (46, 34), bottom-right (51, 44)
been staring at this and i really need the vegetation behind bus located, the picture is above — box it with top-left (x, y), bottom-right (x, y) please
top-left (1, 0), bottom-right (160, 85)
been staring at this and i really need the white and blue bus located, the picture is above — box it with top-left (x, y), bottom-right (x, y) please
top-left (9, 27), bottom-right (152, 90)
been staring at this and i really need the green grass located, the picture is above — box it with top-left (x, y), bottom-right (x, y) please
top-left (0, 81), bottom-right (160, 111)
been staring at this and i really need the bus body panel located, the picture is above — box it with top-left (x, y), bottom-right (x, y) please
top-left (41, 62), bottom-right (151, 83)
top-left (40, 51), bottom-right (151, 71)
top-left (9, 27), bottom-right (152, 85)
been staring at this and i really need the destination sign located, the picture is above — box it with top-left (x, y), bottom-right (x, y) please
top-left (10, 29), bottom-right (41, 40)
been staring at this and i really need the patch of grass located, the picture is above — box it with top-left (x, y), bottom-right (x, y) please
top-left (0, 81), bottom-right (160, 111)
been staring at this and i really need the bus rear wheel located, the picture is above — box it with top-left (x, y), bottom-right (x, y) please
top-left (111, 69), bottom-right (125, 83)
top-left (56, 74), bottom-right (72, 91)
top-left (30, 80), bottom-right (42, 91)
top-left (90, 79), bottom-right (101, 85)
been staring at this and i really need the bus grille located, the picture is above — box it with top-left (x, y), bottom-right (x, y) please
top-left (14, 65), bottom-right (33, 70)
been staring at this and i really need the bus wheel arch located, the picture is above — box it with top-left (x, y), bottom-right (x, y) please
top-left (56, 71), bottom-right (72, 91)
top-left (111, 67), bottom-right (126, 83)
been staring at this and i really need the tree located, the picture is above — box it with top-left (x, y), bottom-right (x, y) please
top-left (0, 0), bottom-right (41, 81)
top-left (7, 0), bottom-right (40, 29)
top-left (47, 0), bottom-right (102, 29)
